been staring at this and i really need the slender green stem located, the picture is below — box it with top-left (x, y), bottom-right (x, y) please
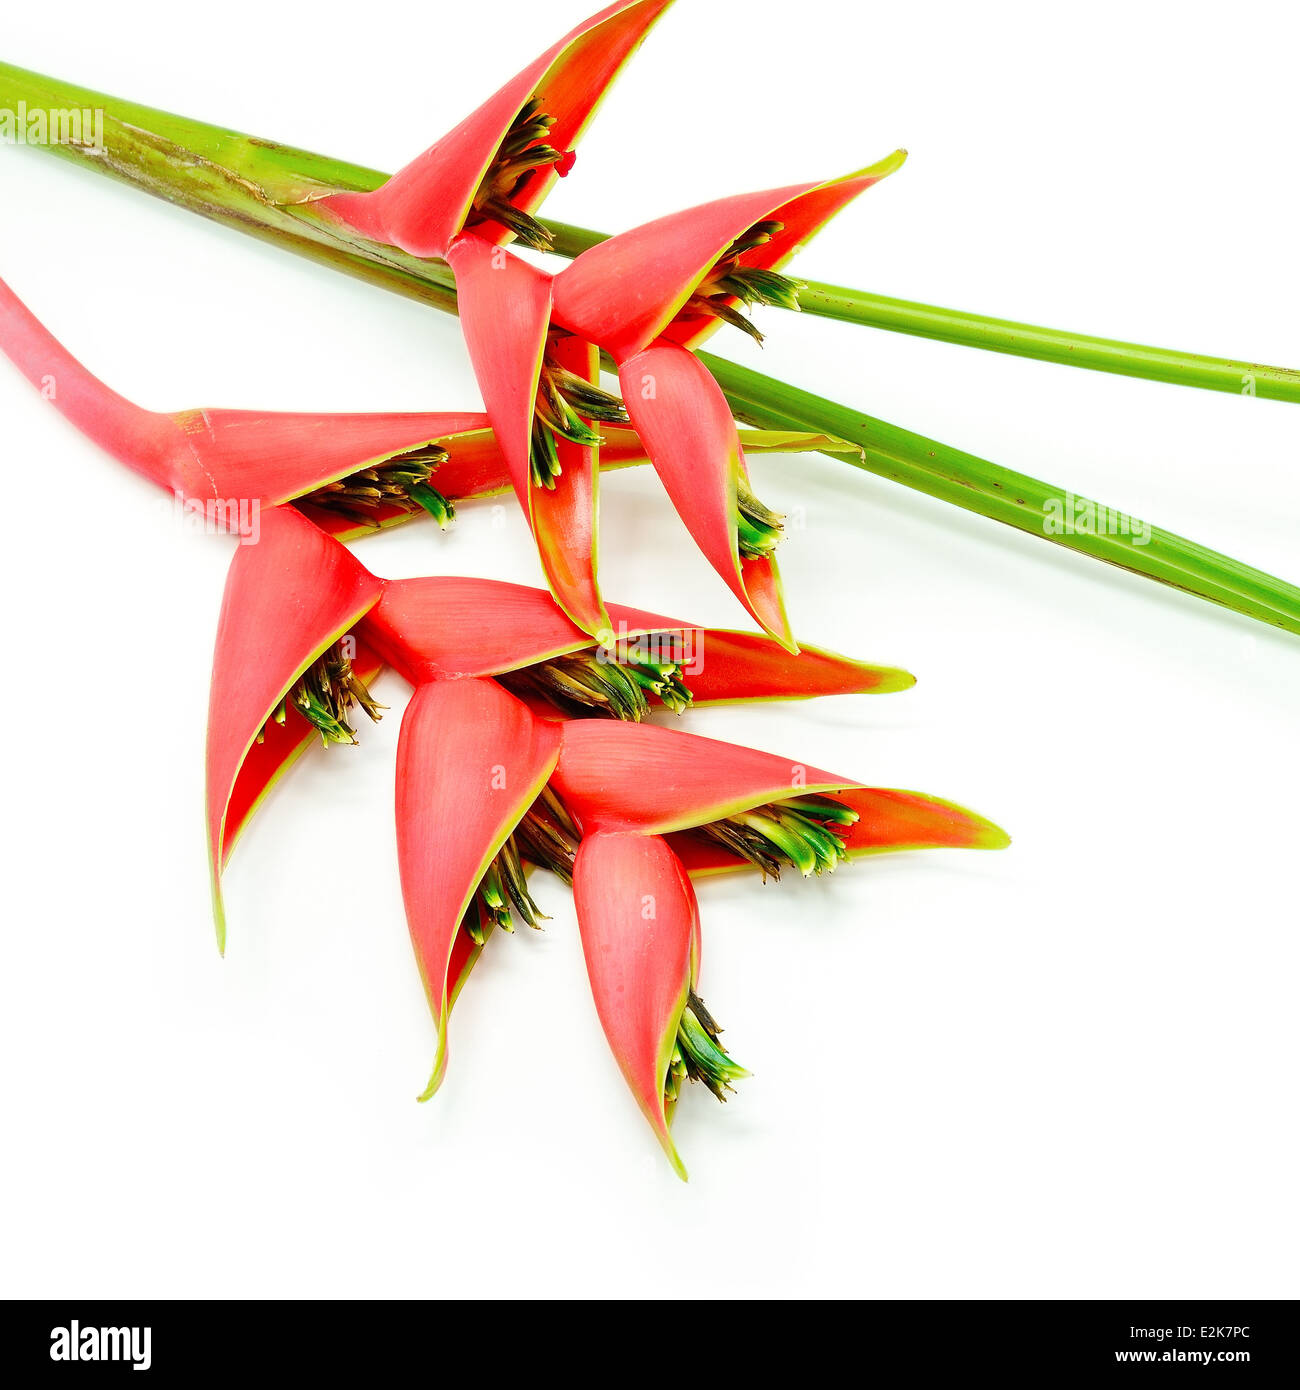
top-left (541, 227), bottom-right (1300, 404)
top-left (782, 287), bottom-right (1300, 403)
top-left (2, 63), bottom-right (1298, 635)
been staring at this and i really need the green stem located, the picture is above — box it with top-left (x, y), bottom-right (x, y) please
top-left (542, 227), bottom-right (1300, 404)
top-left (2, 64), bottom-right (1297, 635)
top-left (786, 287), bottom-right (1300, 403)
top-left (701, 354), bottom-right (1300, 633)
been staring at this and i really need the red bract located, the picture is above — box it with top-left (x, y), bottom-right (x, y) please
top-left (612, 339), bottom-right (792, 644)
top-left (0, 273), bottom-right (491, 534)
top-left (395, 678), bottom-right (563, 1097)
top-left (439, 241), bottom-right (611, 629)
top-left (530, 332), bottom-right (604, 632)
top-left (362, 571), bottom-right (913, 699)
top-left (666, 786), bottom-right (1011, 877)
top-left (573, 831), bottom-right (700, 1177)
top-left (551, 158), bottom-right (908, 357)
top-left (550, 719), bottom-right (1007, 1176)
top-left (206, 508), bottom-right (385, 949)
top-left (318, 0), bottom-right (674, 259)
top-left (549, 154), bottom-right (907, 648)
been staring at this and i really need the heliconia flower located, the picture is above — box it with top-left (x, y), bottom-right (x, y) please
top-left (0, 271), bottom-right (844, 548)
top-left (549, 719), bottom-right (1008, 1177)
top-left (400, 231), bottom-right (864, 642)
top-left (549, 151), bottom-right (907, 649)
top-left (359, 569), bottom-right (914, 1099)
top-left (202, 506), bottom-right (915, 1085)
top-left (317, 0), bottom-right (675, 260)
top-left (425, 247), bottom-right (863, 639)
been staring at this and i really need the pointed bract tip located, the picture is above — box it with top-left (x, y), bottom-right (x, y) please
top-left (750, 588), bottom-right (799, 655)
top-left (742, 556), bottom-right (799, 656)
top-left (916, 797), bottom-right (1011, 852)
top-left (211, 875), bottom-right (228, 957)
top-left (973, 817), bottom-right (1012, 851)
top-left (871, 148), bottom-right (909, 178)
top-left (871, 665), bottom-right (917, 694)
top-left (417, 1012), bottom-right (450, 1102)
top-left (658, 1128), bottom-right (689, 1182)
top-left (834, 148), bottom-right (908, 187)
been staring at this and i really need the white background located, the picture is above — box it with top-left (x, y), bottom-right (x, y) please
top-left (1, 0), bottom-right (1297, 1299)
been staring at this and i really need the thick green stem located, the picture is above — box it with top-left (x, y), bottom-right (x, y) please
top-left (702, 355), bottom-right (1300, 633)
top-left (0, 63), bottom-right (460, 312)
top-left (2, 63), bottom-right (1298, 635)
